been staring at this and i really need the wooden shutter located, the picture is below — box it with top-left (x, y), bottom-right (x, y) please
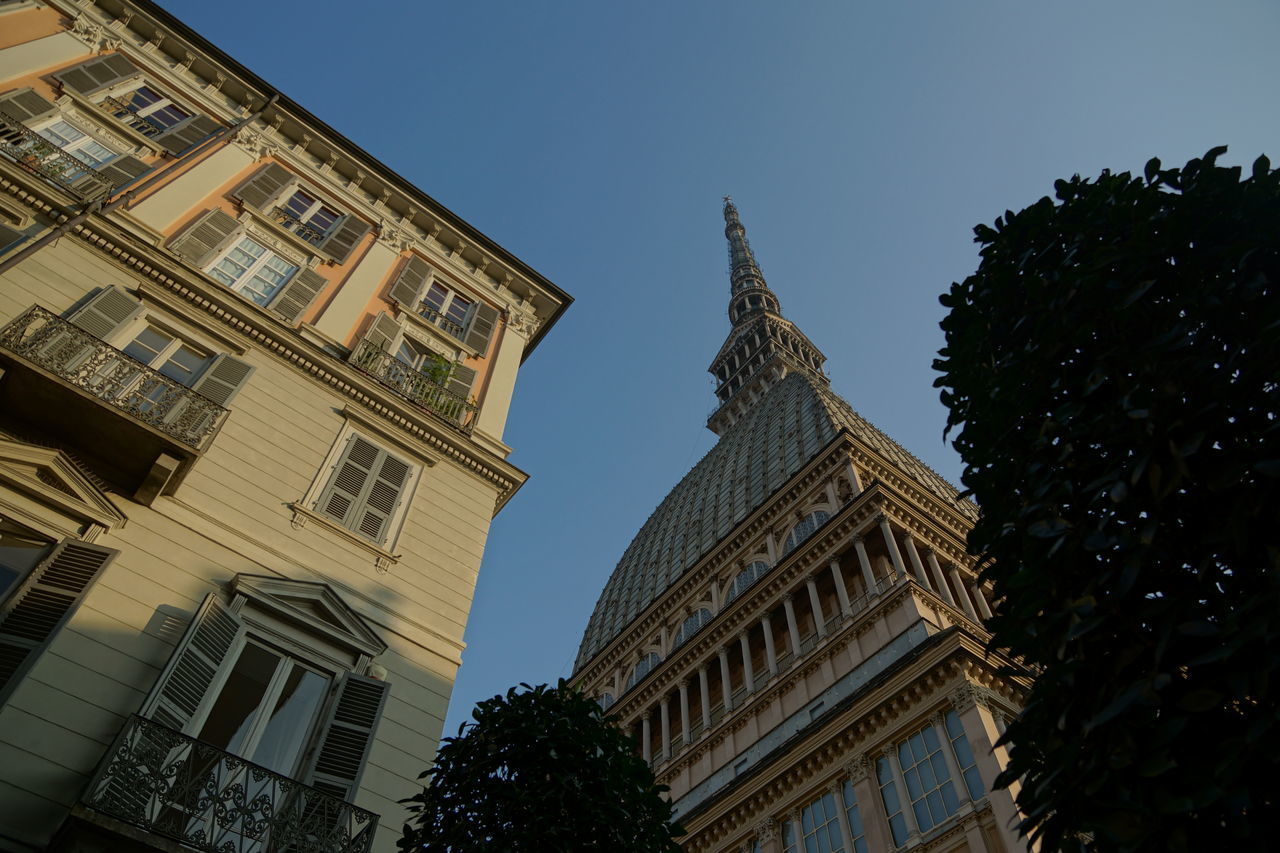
top-left (230, 162), bottom-right (293, 211)
top-left (268, 267), bottom-right (327, 324)
top-left (140, 593), bottom-right (243, 733)
top-left (446, 363), bottom-right (477, 401)
top-left (168, 208), bottom-right (240, 266)
top-left (316, 215), bottom-right (370, 265)
top-left (356, 312), bottom-right (401, 356)
top-left (0, 540), bottom-right (117, 706)
top-left (355, 453), bottom-right (410, 544)
top-left (94, 155), bottom-right (150, 192)
top-left (152, 114), bottom-right (220, 155)
top-left (316, 435), bottom-right (381, 529)
top-left (463, 302), bottom-right (499, 353)
top-left (190, 354), bottom-right (254, 406)
top-left (0, 88), bottom-right (58, 124)
top-left (67, 285), bottom-right (144, 339)
top-left (304, 672), bottom-right (389, 801)
top-left (53, 54), bottom-right (140, 97)
top-left (387, 255), bottom-right (431, 307)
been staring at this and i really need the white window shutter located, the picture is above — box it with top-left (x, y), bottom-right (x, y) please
top-left (355, 453), bottom-right (411, 545)
top-left (67, 285), bottom-right (144, 340)
top-left (140, 593), bottom-right (243, 733)
top-left (0, 539), bottom-right (117, 706)
top-left (168, 208), bottom-right (241, 267)
top-left (303, 671), bottom-right (390, 801)
top-left (463, 302), bottom-right (499, 353)
top-left (446, 363), bottom-right (477, 401)
top-left (93, 155), bottom-right (151, 193)
top-left (53, 54), bottom-right (140, 96)
top-left (316, 435), bottom-right (381, 530)
top-left (152, 114), bottom-right (221, 155)
top-left (316, 215), bottom-right (370, 265)
top-left (190, 353), bottom-right (254, 406)
top-left (268, 267), bottom-right (327, 324)
top-left (231, 163), bottom-right (293, 211)
top-left (387, 255), bottom-right (432, 308)
top-left (0, 87), bottom-right (58, 124)
top-left (354, 312), bottom-right (402, 360)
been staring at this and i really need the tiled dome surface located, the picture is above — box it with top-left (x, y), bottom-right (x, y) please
top-left (574, 371), bottom-right (976, 670)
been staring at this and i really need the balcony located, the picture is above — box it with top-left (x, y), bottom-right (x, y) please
top-left (78, 715), bottom-right (378, 853)
top-left (349, 340), bottom-right (476, 433)
top-left (416, 303), bottom-right (467, 341)
top-left (100, 95), bottom-right (168, 139)
top-left (269, 205), bottom-right (329, 246)
top-left (0, 306), bottom-right (227, 499)
top-left (0, 109), bottom-right (114, 201)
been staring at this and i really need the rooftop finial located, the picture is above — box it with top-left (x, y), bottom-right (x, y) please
top-left (723, 196), bottom-right (764, 294)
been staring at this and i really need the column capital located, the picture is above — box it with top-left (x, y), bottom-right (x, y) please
top-left (756, 817), bottom-right (779, 841)
top-left (851, 533), bottom-right (865, 545)
top-left (901, 529), bottom-right (915, 541)
top-left (845, 753), bottom-right (871, 783)
top-left (678, 678), bottom-right (690, 690)
top-left (698, 663), bottom-right (708, 674)
top-left (874, 512), bottom-right (889, 525)
top-left (950, 682), bottom-right (997, 713)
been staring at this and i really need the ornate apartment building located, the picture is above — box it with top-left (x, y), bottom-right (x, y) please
top-left (571, 201), bottom-right (1029, 853)
top-left (0, 1), bottom-right (569, 851)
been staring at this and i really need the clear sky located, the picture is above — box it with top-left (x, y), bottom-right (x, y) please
top-left (155, 0), bottom-right (1280, 742)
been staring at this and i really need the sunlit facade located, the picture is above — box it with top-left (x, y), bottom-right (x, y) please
top-left (571, 201), bottom-right (1027, 852)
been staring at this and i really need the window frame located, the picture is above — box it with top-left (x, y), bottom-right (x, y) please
top-left (97, 77), bottom-right (197, 142)
top-left (31, 114), bottom-right (123, 169)
top-left (204, 231), bottom-right (305, 308)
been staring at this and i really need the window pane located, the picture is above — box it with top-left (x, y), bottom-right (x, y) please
top-left (73, 139), bottom-right (116, 168)
top-left (196, 643), bottom-right (280, 755)
top-left (284, 190), bottom-right (316, 219)
top-left (0, 518), bottom-right (54, 601)
top-left (129, 86), bottom-right (164, 108)
top-left (145, 102), bottom-right (190, 129)
top-left (158, 345), bottom-right (206, 385)
top-left (250, 664), bottom-right (330, 775)
top-left (123, 327), bottom-right (172, 365)
top-left (445, 294), bottom-right (471, 327)
top-left (422, 283), bottom-right (448, 312)
top-left (39, 120), bottom-right (85, 147)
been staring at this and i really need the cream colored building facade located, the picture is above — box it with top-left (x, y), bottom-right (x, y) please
top-left (0, 1), bottom-right (569, 851)
top-left (571, 202), bottom-right (1028, 853)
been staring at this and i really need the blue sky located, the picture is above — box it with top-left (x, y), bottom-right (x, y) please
top-left (156, 0), bottom-right (1280, 741)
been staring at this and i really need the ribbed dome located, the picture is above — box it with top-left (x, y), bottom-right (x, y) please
top-left (574, 371), bottom-right (976, 671)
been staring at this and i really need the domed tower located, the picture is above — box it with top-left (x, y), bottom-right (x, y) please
top-left (571, 201), bottom-right (1028, 853)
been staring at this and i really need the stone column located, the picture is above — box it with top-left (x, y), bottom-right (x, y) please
top-left (825, 479), bottom-right (840, 508)
top-left (756, 817), bottom-right (783, 853)
top-left (678, 680), bottom-right (690, 748)
top-left (853, 535), bottom-right (877, 596)
top-left (930, 711), bottom-right (972, 807)
top-left (761, 613), bottom-right (779, 676)
top-left (830, 559), bottom-right (853, 617)
top-left (949, 564), bottom-right (979, 619)
top-left (847, 754), bottom-right (891, 853)
top-left (765, 531), bottom-right (778, 564)
top-left (846, 461), bottom-right (863, 495)
top-left (806, 575), bottom-right (828, 638)
top-left (783, 595), bottom-right (803, 659)
top-left (739, 631), bottom-right (756, 694)
top-left (925, 548), bottom-right (956, 607)
top-left (659, 694), bottom-right (671, 760)
top-left (884, 744), bottom-right (921, 842)
top-left (953, 685), bottom-right (1023, 852)
top-left (878, 515), bottom-right (908, 580)
top-left (719, 646), bottom-right (734, 711)
top-left (641, 712), bottom-right (652, 763)
top-left (830, 779), bottom-right (857, 852)
top-left (902, 532), bottom-right (933, 591)
top-left (699, 665), bottom-right (712, 731)
top-left (971, 581), bottom-right (994, 620)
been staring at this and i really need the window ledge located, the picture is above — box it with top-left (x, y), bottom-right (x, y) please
top-left (395, 302), bottom-right (482, 359)
top-left (288, 502), bottom-right (399, 573)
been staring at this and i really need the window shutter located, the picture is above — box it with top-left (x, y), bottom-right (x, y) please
top-left (151, 114), bottom-right (220, 155)
top-left (230, 162), bottom-right (293, 211)
top-left (93, 155), bottom-right (150, 192)
top-left (356, 312), bottom-right (402, 356)
top-left (303, 671), bottom-right (389, 801)
top-left (0, 87), bottom-right (58, 124)
top-left (316, 215), bottom-right (370, 265)
top-left (67, 285), bottom-right (144, 340)
top-left (268, 267), bottom-right (327, 324)
top-left (316, 435), bottom-right (381, 529)
top-left (140, 593), bottom-right (243, 733)
top-left (53, 54), bottom-right (140, 97)
top-left (355, 453), bottom-right (410, 544)
top-left (463, 302), bottom-right (500, 354)
top-left (446, 363), bottom-right (477, 401)
top-left (168, 208), bottom-right (240, 266)
top-left (387, 255), bottom-right (431, 307)
top-left (0, 540), bottom-right (117, 706)
top-left (190, 353), bottom-right (254, 406)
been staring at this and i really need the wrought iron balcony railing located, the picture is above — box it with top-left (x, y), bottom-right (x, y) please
top-left (416, 303), bottom-right (467, 341)
top-left (100, 95), bottom-right (168, 138)
top-left (349, 340), bottom-right (477, 432)
top-left (0, 109), bottom-right (113, 200)
top-left (0, 306), bottom-right (227, 448)
top-left (269, 205), bottom-right (329, 246)
top-left (82, 714), bottom-right (378, 853)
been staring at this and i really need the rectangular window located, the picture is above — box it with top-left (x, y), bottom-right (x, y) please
top-left (840, 780), bottom-right (869, 853)
top-left (36, 118), bottom-right (117, 168)
top-left (276, 189), bottom-right (341, 245)
top-left (876, 755), bottom-right (909, 846)
top-left (104, 84), bottom-right (192, 138)
top-left (944, 709), bottom-right (986, 801)
top-left (122, 326), bottom-right (209, 385)
top-left (208, 236), bottom-right (300, 307)
top-left (0, 517), bottom-right (55, 603)
top-left (313, 433), bottom-right (415, 546)
top-left (419, 281), bottom-right (471, 341)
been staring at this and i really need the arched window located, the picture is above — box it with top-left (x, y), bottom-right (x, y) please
top-left (597, 692), bottom-right (615, 712)
top-left (782, 510), bottom-right (831, 555)
top-left (626, 651), bottom-right (662, 690)
top-left (724, 560), bottom-right (771, 605)
top-left (671, 608), bottom-right (713, 650)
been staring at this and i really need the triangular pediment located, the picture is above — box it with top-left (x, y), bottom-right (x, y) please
top-left (230, 574), bottom-right (387, 657)
top-left (0, 438), bottom-right (126, 530)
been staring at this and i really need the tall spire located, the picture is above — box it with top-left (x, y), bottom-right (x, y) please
top-left (708, 198), bottom-right (827, 435)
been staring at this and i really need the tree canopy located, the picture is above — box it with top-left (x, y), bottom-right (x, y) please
top-left (934, 148), bottom-right (1280, 851)
top-left (398, 680), bottom-right (683, 852)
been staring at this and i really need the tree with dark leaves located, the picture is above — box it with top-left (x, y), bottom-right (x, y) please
top-left (398, 680), bottom-right (683, 852)
top-left (934, 147), bottom-right (1280, 852)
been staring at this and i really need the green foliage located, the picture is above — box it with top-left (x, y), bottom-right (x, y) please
top-left (398, 680), bottom-right (683, 852)
top-left (934, 148), bottom-right (1280, 851)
